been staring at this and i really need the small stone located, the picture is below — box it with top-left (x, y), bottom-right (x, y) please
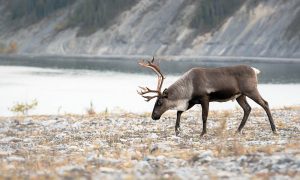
top-left (156, 155), bottom-right (165, 161)
top-left (23, 118), bottom-right (34, 125)
top-left (0, 151), bottom-right (13, 156)
top-left (120, 138), bottom-right (127, 142)
top-left (150, 144), bottom-right (158, 154)
top-left (170, 135), bottom-right (181, 143)
top-left (0, 137), bottom-right (22, 143)
top-left (237, 155), bottom-right (248, 165)
top-left (100, 167), bottom-right (118, 173)
top-left (7, 156), bottom-right (25, 162)
top-left (56, 165), bottom-right (85, 175)
top-left (147, 133), bottom-right (158, 139)
top-left (134, 161), bottom-right (153, 175)
top-left (23, 138), bottom-right (33, 143)
top-left (190, 150), bottom-right (214, 164)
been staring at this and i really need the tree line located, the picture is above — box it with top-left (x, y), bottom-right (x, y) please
top-left (6, 0), bottom-right (74, 24)
top-left (189, 0), bottom-right (244, 34)
top-left (5, 0), bottom-right (245, 36)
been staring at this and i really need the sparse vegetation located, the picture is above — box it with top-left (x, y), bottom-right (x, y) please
top-left (0, 106), bottom-right (299, 178)
top-left (0, 41), bottom-right (18, 54)
top-left (9, 99), bottom-right (38, 115)
top-left (190, 0), bottom-right (244, 34)
top-left (86, 101), bottom-right (96, 116)
top-left (285, 2), bottom-right (300, 40)
top-left (9, 0), bottom-right (249, 38)
top-left (3, 0), bottom-right (138, 36)
top-left (66, 0), bottom-right (138, 36)
top-left (5, 0), bottom-right (75, 26)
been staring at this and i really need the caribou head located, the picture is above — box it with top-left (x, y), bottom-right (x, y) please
top-left (137, 57), bottom-right (169, 120)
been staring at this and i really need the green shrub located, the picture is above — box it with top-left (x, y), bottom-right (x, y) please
top-left (9, 99), bottom-right (38, 115)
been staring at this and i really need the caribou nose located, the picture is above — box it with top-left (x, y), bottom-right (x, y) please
top-left (151, 113), bottom-right (160, 120)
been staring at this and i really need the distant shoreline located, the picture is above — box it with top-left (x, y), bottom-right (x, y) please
top-left (1, 54), bottom-right (300, 63)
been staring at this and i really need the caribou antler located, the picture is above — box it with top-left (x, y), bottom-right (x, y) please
top-left (138, 57), bottom-right (165, 101)
top-left (137, 87), bottom-right (159, 102)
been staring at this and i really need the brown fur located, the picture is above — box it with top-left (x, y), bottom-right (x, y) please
top-left (151, 65), bottom-right (277, 136)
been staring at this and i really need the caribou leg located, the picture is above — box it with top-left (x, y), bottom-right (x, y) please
top-left (200, 98), bottom-right (209, 136)
top-left (175, 111), bottom-right (183, 136)
top-left (246, 89), bottom-right (277, 134)
top-left (236, 95), bottom-right (251, 133)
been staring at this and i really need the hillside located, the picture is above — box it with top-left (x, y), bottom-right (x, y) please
top-left (0, 0), bottom-right (299, 58)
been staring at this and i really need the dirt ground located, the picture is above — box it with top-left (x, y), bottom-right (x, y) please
top-left (0, 106), bottom-right (299, 179)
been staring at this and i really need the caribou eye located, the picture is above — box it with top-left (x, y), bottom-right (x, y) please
top-left (163, 88), bottom-right (168, 98)
top-left (157, 99), bottom-right (163, 106)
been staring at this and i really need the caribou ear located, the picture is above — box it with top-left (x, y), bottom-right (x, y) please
top-left (162, 88), bottom-right (168, 98)
top-left (151, 56), bottom-right (155, 63)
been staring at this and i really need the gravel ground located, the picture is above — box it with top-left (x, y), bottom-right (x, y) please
top-left (0, 107), bottom-right (299, 179)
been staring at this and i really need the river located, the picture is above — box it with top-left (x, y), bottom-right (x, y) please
top-left (0, 55), bottom-right (299, 116)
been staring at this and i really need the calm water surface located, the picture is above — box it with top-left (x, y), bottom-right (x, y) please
top-left (0, 55), bottom-right (299, 116)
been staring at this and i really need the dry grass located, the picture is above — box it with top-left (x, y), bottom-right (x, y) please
top-left (0, 106), bottom-right (299, 178)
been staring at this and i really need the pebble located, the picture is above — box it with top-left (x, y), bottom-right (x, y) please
top-left (0, 108), bottom-right (299, 179)
top-left (0, 137), bottom-right (22, 143)
top-left (147, 133), bottom-right (158, 139)
top-left (7, 156), bottom-right (25, 162)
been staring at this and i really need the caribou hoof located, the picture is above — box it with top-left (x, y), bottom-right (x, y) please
top-left (235, 130), bottom-right (244, 135)
top-left (175, 127), bottom-right (181, 136)
top-left (200, 131), bottom-right (207, 137)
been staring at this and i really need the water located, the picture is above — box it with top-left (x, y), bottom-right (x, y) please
top-left (0, 55), bottom-right (300, 116)
top-left (1, 55), bottom-right (300, 83)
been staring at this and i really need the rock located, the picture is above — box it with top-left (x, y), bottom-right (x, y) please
top-left (7, 156), bottom-right (25, 162)
top-left (23, 118), bottom-right (34, 125)
top-left (277, 157), bottom-right (294, 165)
top-left (0, 127), bottom-right (9, 133)
top-left (100, 167), bottom-right (120, 173)
top-left (172, 167), bottom-right (207, 179)
top-left (0, 108), bottom-right (299, 179)
top-left (0, 151), bottom-right (13, 156)
top-left (237, 155), bottom-right (247, 165)
top-left (170, 135), bottom-right (181, 143)
top-left (134, 161), bottom-right (154, 176)
top-left (71, 121), bottom-right (82, 129)
top-left (189, 150), bottom-right (215, 166)
top-left (150, 144), bottom-right (158, 154)
top-left (119, 138), bottom-right (127, 143)
top-left (199, 151), bottom-right (214, 163)
top-left (54, 120), bottom-right (69, 130)
top-left (0, 137), bottom-right (22, 143)
top-left (39, 119), bottom-right (58, 127)
top-left (157, 143), bottom-right (172, 152)
top-left (147, 133), bottom-right (158, 139)
top-left (56, 165), bottom-right (85, 175)
top-left (156, 155), bottom-right (166, 161)
top-left (87, 157), bottom-right (121, 166)
top-left (23, 138), bottom-right (33, 143)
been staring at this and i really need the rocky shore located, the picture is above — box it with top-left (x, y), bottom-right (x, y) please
top-left (0, 107), bottom-right (299, 179)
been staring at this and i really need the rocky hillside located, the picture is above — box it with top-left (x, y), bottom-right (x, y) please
top-left (0, 0), bottom-right (299, 58)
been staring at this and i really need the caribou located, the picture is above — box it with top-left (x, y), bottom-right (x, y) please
top-left (138, 57), bottom-right (277, 136)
